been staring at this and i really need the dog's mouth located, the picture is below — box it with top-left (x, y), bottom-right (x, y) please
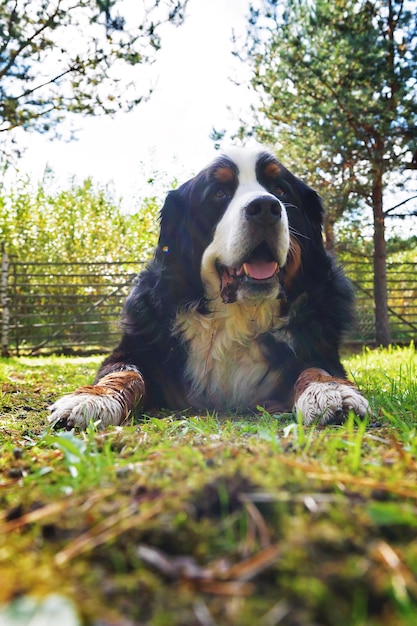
top-left (236, 259), bottom-right (279, 280)
top-left (217, 242), bottom-right (280, 303)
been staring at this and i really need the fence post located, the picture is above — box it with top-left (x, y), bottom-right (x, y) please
top-left (1, 243), bottom-right (10, 357)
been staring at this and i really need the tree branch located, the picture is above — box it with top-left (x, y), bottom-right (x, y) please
top-left (0, 0), bottom-right (19, 56)
top-left (0, 0), bottom-right (65, 80)
top-left (385, 194), bottom-right (417, 215)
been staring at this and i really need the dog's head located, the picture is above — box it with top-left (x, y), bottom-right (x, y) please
top-left (158, 147), bottom-right (325, 305)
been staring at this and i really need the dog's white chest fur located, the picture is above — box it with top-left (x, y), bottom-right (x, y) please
top-left (174, 299), bottom-right (286, 410)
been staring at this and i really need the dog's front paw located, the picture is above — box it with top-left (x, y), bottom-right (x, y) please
top-left (48, 392), bottom-right (125, 430)
top-left (293, 369), bottom-right (370, 426)
top-left (48, 370), bottom-right (145, 430)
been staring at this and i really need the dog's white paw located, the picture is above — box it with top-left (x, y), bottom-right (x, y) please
top-left (293, 381), bottom-right (370, 426)
top-left (48, 392), bottom-right (125, 430)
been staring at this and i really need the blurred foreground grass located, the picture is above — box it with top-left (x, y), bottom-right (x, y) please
top-left (0, 344), bottom-right (416, 626)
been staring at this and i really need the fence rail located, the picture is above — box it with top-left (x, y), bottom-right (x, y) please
top-left (1, 254), bottom-right (143, 355)
top-left (0, 251), bottom-right (416, 356)
top-left (342, 260), bottom-right (417, 344)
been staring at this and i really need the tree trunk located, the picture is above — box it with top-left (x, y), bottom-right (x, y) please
top-left (372, 171), bottom-right (391, 346)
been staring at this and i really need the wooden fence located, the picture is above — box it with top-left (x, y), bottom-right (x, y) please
top-left (1, 251), bottom-right (416, 355)
top-left (342, 259), bottom-right (417, 344)
top-left (1, 255), bottom-right (142, 356)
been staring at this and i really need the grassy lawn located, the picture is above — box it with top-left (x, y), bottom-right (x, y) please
top-left (0, 344), bottom-right (417, 626)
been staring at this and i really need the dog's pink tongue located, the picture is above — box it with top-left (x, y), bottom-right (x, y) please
top-left (241, 261), bottom-right (278, 280)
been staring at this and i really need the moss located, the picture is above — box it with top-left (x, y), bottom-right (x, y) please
top-left (1, 346), bottom-right (417, 624)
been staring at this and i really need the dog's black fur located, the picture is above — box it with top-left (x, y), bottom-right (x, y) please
top-left (49, 147), bottom-right (368, 429)
top-left (97, 155), bottom-right (354, 411)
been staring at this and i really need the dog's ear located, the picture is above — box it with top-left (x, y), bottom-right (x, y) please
top-left (297, 182), bottom-right (325, 246)
top-left (156, 180), bottom-right (205, 301)
top-left (299, 183), bottom-right (324, 224)
top-left (158, 181), bottom-right (192, 257)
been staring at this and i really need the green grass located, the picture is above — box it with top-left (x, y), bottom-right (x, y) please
top-left (0, 344), bottom-right (417, 626)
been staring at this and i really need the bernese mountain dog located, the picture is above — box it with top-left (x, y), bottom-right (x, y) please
top-left (49, 146), bottom-right (369, 429)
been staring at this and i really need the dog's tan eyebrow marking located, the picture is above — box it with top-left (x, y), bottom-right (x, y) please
top-left (264, 161), bottom-right (282, 178)
top-left (213, 166), bottom-right (235, 183)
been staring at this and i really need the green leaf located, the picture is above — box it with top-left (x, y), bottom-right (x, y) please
top-left (46, 431), bottom-right (87, 464)
top-left (368, 502), bottom-right (417, 527)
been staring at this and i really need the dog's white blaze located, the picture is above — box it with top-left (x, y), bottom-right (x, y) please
top-left (201, 148), bottom-right (290, 300)
top-left (175, 299), bottom-right (287, 409)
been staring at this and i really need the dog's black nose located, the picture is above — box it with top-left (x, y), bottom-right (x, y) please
top-left (245, 196), bottom-right (282, 225)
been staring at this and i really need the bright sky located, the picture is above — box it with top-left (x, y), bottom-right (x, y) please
top-left (12, 0), bottom-right (255, 206)
top-left (8, 0), bottom-right (416, 233)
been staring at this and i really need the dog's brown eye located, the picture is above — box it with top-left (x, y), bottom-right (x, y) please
top-left (273, 185), bottom-right (285, 196)
top-left (214, 189), bottom-right (227, 200)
